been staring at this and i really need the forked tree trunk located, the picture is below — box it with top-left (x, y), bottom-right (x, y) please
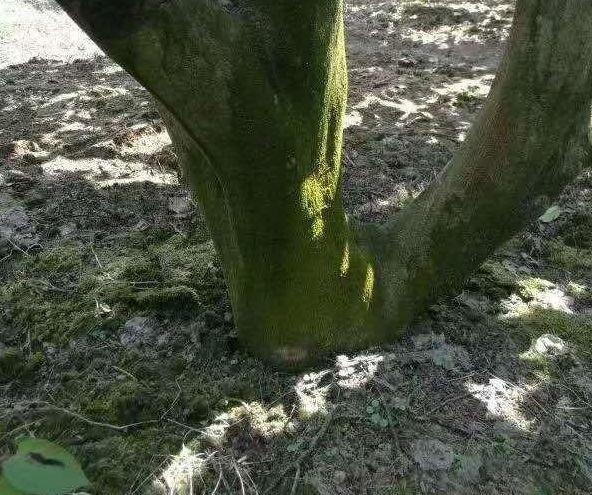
top-left (55, 0), bottom-right (592, 366)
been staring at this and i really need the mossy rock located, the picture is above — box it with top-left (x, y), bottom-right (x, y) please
top-left (469, 260), bottom-right (518, 298)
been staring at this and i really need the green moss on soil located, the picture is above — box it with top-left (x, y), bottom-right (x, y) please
top-left (518, 349), bottom-right (553, 377)
top-left (0, 235), bottom-right (219, 344)
top-left (556, 210), bottom-right (592, 248)
top-left (0, 347), bottom-right (24, 380)
top-left (469, 260), bottom-right (519, 299)
top-left (567, 282), bottom-right (592, 303)
top-left (545, 240), bottom-right (592, 273)
top-left (511, 308), bottom-right (592, 357)
top-left (479, 261), bottom-right (518, 288)
top-left (517, 277), bottom-right (555, 300)
top-left (74, 432), bottom-right (180, 493)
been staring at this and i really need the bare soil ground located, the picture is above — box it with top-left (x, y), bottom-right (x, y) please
top-left (1, 1), bottom-right (592, 494)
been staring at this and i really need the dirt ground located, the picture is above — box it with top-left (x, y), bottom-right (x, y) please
top-left (1, 1), bottom-right (592, 494)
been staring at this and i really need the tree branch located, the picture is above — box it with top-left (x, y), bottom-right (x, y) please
top-left (370, 0), bottom-right (592, 333)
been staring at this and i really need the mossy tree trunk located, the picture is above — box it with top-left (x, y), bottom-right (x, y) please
top-left (55, 0), bottom-right (592, 366)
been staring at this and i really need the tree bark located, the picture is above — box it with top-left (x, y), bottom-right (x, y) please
top-left (54, 0), bottom-right (592, 366)
top-left (365, 0), bottom-right (592, 338)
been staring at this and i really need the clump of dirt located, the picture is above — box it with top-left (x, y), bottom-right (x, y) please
top-left (1, 1), bottom-right (592, 495)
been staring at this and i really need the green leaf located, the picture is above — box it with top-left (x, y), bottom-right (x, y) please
top-left (2, 438), bottom-right (89, 495)
top-left (0, 476), bottom-right (26, 495)
top-left (287, 441), bottom-right (301, 452)
top-left (539, 205), bottom-right (562, 223)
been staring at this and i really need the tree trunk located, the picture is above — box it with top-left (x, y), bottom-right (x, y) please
top-left (365, 0), bottom-right (592, 337)
top-left (55, 0), bottom-right (592, 367)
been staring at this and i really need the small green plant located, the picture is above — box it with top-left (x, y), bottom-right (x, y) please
top-left (366, 399), bottom-right (389, 429)
top-left (0, 438), bottom-right (88, 495)
top-left (454, 85), bottom-right (484, 110)
top-left (492, 434), bottom-right (515, 455)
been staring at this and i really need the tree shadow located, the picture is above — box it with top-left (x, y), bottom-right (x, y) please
top-left (1, 56), bottom-right (169, 170)
top-left (342, 0), bottom-right (513, 223)
top-left (146, 306), bottom-right (591, 494)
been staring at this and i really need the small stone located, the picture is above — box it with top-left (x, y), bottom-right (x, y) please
top-left (59, 222), bottom-right (77, 237)
top-left (532, 334), bottom-right (567, 356)
top-left (392, 397), bottom-right (409, 411)
top-left (398, 57), bottom-right (418, 68)
top-left (0, 207), bottom-right (31, 231)
top-left (24, 192), bottom-right (46, 207)
top-left (95, 302), bottom-right (113, 317)
top-left (333, 471), bottom-right (347, 484)
top-left (120, 317), bottom-right (154, 348)
top-left (539, 205), bottom-right (562, 223)
top-left (0, 206), bottom-right (38, 249)
top-left (412, 438), bottom-right (454, 471)
top-left (133, 219), bottom-right (151, 231)
top-left (168, 195), bottom-right (193, 217)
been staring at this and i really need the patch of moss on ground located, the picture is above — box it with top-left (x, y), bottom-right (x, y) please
top-left (150, 236), bottom-right (218, 290)
top-left (0, 234), bottom-right (221, 344)
top-left (556, 210), bottom-right (592, 248)
top-left (79, 380), bottom-right (175, 425)
top-left (469, 260), bottom-right (518, 299)
top-left (75, 431), bottom-right (180, 494)
top-left (0, 278), bottom-right (101, 343)
top-left (566, 282), bottom-right (592, 304)
top-left (545, 240), bottom-right (592, 273)
top-left (34, 242), bottom-right (85, 275)
top-left (518, 349), bottom-right (553, 378)
top-left (106, 251), bottom-right (162, 283)
top-left (509, 308), bottom-right (592, 358)
top-left (0, 347), bottom-right (25, 381)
